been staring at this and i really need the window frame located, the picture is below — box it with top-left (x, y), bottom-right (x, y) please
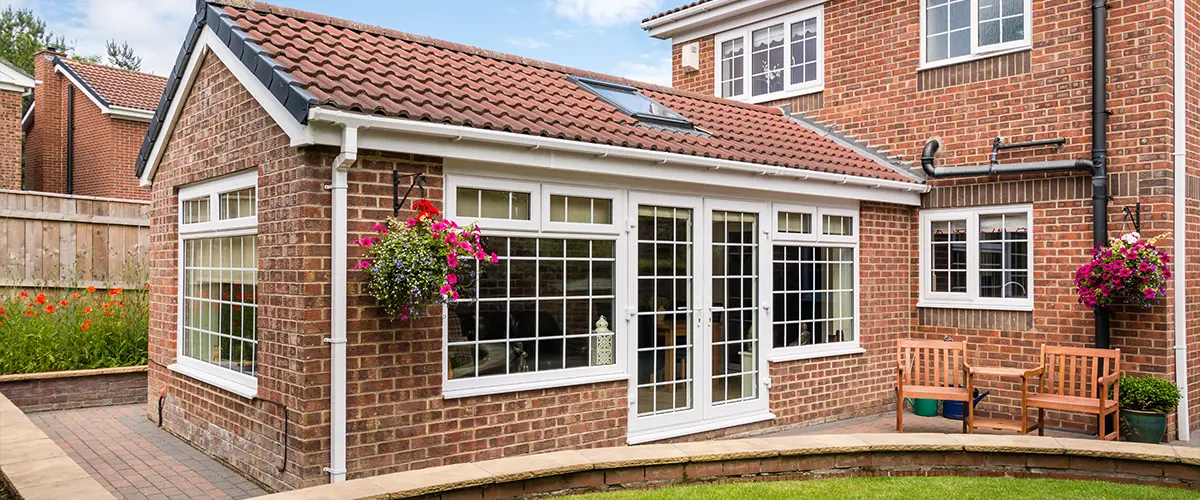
top-left (171, 169), bottom-right (259, 398)
top-left (918, 204), bottom-right (1034, 311)
top-left (443, 175), bottom-right (627, 398)
top-left (918, 0), bottom-right (1033, 70)
top-left (712, 5), bottom-right (824, 104)
top-left (767, 204), bottom-right (861, 362)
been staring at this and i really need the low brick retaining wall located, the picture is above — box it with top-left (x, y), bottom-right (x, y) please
top-left (0, 366), bottom-right (147, 413)
top-left (0, 393), bottom-right (114, 499)
top-left (254, 434), bottom-right (1200, 499)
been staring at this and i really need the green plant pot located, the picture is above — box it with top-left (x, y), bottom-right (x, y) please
top-left (1120, 409), bottom-right (1167, 443)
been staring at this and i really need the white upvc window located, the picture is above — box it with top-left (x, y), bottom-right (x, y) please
top-left (713, 6), bottom-right (823, 104)
top-left (768, 204), bottom-right (861, 362)
top-left (920, 0), bottom-right (1032, 69)
top-left (444, 175), bottom-right (627, 398)
top-left (171, 170), bottom-right (259, 398)
top-left (919, 205), bottom-right (1033, 311)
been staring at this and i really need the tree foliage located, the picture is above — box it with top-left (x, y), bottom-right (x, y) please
top-left (0, 6), bottom-right (67, 74)
top-left (105, 39), bottom-right (141, 71)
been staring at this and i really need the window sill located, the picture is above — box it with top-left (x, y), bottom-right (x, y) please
top-left (730, 85), bottom-right (824, 106)
top-left (918, 46), bottom-right (1031, 72)
top-left (768, 345), bottom-right (865, 363)
top-left (917, 300), bottom-right (1034, 312)
top-left (627, 412), bottom-right (776, 445)
top-left (442, 371), bottom-right (628, 400)
top-left (168, 362), bottom-right (258, 399)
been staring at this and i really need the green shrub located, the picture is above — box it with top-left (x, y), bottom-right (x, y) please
top-left (1119, 376), bottom-right (1181, 414)
top-left (0, 284), bottom-right (148, 375)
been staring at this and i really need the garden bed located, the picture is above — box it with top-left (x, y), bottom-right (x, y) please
top-left (0, 366), bottom-right (147, 412)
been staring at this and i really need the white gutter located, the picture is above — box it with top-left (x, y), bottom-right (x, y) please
top-left (307, 107), bottom-right (929, 196)
top-left (323, 125), bottom-right (356, 483)
top-left (1173, 0), bottom-right (1190, 442)
top-left (640, 0), bottom-right (737, 29)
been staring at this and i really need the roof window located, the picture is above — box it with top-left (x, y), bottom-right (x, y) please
top-left (571, 76), bottom-right (694, 130)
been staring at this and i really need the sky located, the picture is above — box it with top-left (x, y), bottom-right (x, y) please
top-left (3, 0), bottom-right (675, 85)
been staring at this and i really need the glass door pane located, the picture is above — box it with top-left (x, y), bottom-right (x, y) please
top-left (710, 210), bottom-right (759, 405)
top-left (635, 205), bottom-right (694, 416)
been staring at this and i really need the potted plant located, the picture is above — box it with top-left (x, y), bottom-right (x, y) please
top-left (356, 200), bottom-right (497, 321)
top-left (1074, 231), bottom-right (1172, 309)
top-left (1118, 375), bottom-right (1182, 443)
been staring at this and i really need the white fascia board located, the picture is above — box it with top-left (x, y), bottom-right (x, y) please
top-left (139, 26), bottom-right (314, 186)
top-left (0, 61), bottom-right (36, 90)
top-left (644, 0), bottom-right (824, 42)
top-left (307, 108), bottom-right (927, 206)
top-left (53, 63), bottom-right (113, 114)
top-left (20, 100), bottom-right (33, 130)
top-left (104, 105), bottom-right (155, 122)
top-left (0, 82), bottom-right (31, 93)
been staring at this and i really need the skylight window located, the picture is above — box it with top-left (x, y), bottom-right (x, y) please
top-left (571, 76), bottom-right (694, 130)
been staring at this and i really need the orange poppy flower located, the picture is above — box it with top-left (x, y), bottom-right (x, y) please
top-left (81, 323), bottom-right (90, 331)
top-left (110, 288), bottom-right (123, 295)
top-left (23, 309), bottom-right (32, 316)
top-left (87, 286), bottom-right (96, 293)
top-left (84, 307), bottom-right (93, 313)
top-left (104, 311), bottom-right (113, 317)
top-left (0, 307), bottom-right (5, 315)
top-left (19, 291), bottom-right (28, 298)
top-left (35, 293), bottom-right (46, 304)
top-left (44, 305), bottom-right (55, 313)
top-left (70, 293), bottom-right (80, 299)
top-left (60, 299), bottom-right (69, 306)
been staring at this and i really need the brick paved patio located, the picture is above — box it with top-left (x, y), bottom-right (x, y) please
top-left (28, 404), bottom-right (266, 500)
top-left (762, 411), bottom-right (1091, 438)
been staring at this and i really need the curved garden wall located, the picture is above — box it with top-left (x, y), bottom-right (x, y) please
top-left (252, 434), bottom-right (1200, 499)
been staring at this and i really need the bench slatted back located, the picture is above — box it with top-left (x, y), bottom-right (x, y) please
top-left (898, 339), bottom-right (966, 388)
top-left (1041, 345), bottom-right (1120, 398)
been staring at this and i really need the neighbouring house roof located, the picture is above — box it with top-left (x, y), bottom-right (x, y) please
top-left (0, 57), bottom-right (36, 92)
top-left (55, 58), bottom-right (167, 113)
top-left (643, 0), bottom-right (715, 23)
top-left (136, 0), bottom-right (919, 186)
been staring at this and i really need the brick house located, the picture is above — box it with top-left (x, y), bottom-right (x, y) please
top-left (22, 51), bottom-right (165, 200)
top-left (135, 0), bottom-right (1195, 492)
top-left (0, 57), bottom-right (35, 191)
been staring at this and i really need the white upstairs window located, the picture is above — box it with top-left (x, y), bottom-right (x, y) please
top-left (921, 0), bottom-right (1032, 68)
top-left (713, 6), bottom-right (823, 104)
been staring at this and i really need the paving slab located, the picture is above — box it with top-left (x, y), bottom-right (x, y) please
top-left (27, 404), bottom-right (268, 500)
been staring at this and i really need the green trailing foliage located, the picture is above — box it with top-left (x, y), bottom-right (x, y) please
top-left (1119, 375), bottom-right (1182, 414)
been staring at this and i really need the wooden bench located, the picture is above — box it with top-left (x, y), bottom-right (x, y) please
top-left (896, 339), bottom-right (974, 433)
top-left (1023, 345), bottom-right (1121, 440)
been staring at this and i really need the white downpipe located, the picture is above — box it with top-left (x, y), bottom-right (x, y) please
top-left (325, 125), bottom-right (357, 482)
top-left (1173, 0), bottom-right (1190, 442)
top-left (306, 107), bottom-right (930, 196)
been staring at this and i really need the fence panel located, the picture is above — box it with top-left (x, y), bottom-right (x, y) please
top-left (0, 190), bottom-right (149, 289)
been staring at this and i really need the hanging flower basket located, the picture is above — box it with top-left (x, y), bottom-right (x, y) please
top-left (1074, 231), bottom-right (1172, 309)
top-left (356, 200), bottom-right (497, 320)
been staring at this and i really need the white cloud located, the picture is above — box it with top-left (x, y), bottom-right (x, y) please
top-left (616, 59), bottom-right (671, 87)
top-left (505, 36), bottom-right (551, 50)
top-left (552, 0), bottom-right (662, 27)
top-left (40, 0), bottom-right (194, 75)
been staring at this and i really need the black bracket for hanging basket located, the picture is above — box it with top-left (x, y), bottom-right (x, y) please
top-left (1122, 202), bottom-right (1141, 234)
top-left (393, 171), bottom-right (427, 217)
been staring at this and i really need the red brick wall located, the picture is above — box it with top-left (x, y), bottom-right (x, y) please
top-left (24, 51), bottom-right (149, 200)
top-left (146, 53), bottom-right (326, 492)
top-left (0, 89), bottom-right (21, 190)
top-left (0, 370), bottom-right (147, 412)
top-left (670, 0), bottom-right (1181, 433)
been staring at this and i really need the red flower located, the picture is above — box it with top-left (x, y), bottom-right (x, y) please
top-left (60, 299), bottom-right (69, 306)
top-left (44, 305), bottom-right (55, 313)
top-left (81, 323), bottom-right (90, 331)
top-left (34, 293), bottom-right (46, 305)
top-left (413, 199), bottom-right (440, 219)
top-left (19, 291), bottom-right (28, 298)
top-left (87, 286), bottom-right (96, 293)
top-left (110, 288), bottom-right (123, 295)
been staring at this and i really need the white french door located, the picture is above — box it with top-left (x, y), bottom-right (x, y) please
top-left (626, 194), bottom-right (771, 443)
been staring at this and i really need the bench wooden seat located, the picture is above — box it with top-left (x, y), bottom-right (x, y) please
top-left (1022, 344), bottom-right (1120, 440)
top-left (896, 339), bottom-right (974, 433)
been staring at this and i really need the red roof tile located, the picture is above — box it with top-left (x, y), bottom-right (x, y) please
top-left (643, 0), bottom-right (714, 23)
top-left (60, 58), bottom-right (166, 112)
top-left (214, 1), bottom-right (916, 184)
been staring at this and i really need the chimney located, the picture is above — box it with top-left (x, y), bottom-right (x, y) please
top-left (25, 49), bottom-right (68, 192)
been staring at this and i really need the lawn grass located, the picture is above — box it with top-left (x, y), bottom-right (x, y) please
top-left (562, 477), bottom-right (1200, 500)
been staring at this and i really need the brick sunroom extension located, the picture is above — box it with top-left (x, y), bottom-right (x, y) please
top-left (130, 0), bottom-right (1196, 493)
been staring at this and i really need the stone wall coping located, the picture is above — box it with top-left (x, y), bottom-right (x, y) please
top-left (0, 365), bottom-right (148, 383)
top-left (0, 393), bottom-right (115, 499)
top-left (251, 433), bottom-right (1199, 500)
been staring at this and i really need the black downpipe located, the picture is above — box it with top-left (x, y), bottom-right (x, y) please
top-left (918, 0), bottom-right (1111, 349)
top-left (66, 85), bottom-right (74, 195)
top-left (1090, 0), bottom-right (1110, 349)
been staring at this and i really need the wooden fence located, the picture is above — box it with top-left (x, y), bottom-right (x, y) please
top-left (0, 190), bottom-right (149, 289)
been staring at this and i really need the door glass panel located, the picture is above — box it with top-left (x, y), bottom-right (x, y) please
top-left (711, 210), bottom-right (759, 405)
top-left (636, 205), bottom-right (693, 416)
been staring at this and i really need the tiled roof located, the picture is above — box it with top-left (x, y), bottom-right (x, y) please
top-left (138, 1), bottom-right (918, 184)
top-left (643, 0), bottom-right (715, 23)
top-left (59, 58), bottom-right (167, 111)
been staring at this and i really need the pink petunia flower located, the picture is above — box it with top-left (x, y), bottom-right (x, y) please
top-left (446, 273), bottom-right (457, 285)
top-left (355, 261), bottom-right (371, 269)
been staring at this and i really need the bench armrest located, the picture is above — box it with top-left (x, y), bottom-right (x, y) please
top-left (1023, 366), bottom-right (1044, 378)
top-left (1098, 372), bottom-right (1120, 384)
